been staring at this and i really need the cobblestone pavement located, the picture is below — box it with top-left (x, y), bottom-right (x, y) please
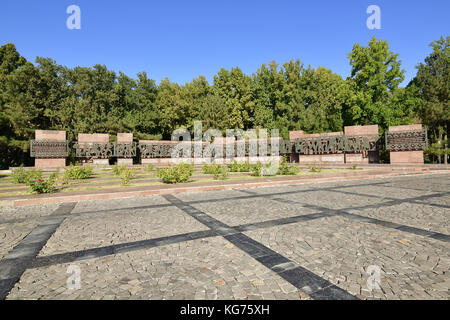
top-left (0, 173), bottom-right (449, 300)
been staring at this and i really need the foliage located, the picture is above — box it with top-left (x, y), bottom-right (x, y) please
top-left (344, 37), bottom-right (408, 128)
top-left (308, 161), bottom-right (325, 173)
top-left (0, 37), bottom-right (447, 168)
top-left (424, 140), bottom-right (450, 163)
top-left (202, 164), bottom-right (229, 180)
top-left (250, 162), bottom-right (263, 176)
top-left (227, 161), bottom-right (251, 172)
top-left (10, 165), bottom-right (28, 184)
top-left (213, 166), bottom-right (228, 180)
top-left (249, 161), bottom-right (279, 176)
top-left (28, 172), bottom-right (57, 194)
top-left (278, 159), bottom-right (298, 175)
top-left (11, 166), bottom-right (42, 184)
top-left (157, 163), bottom-right (193, 184)
top-left (120, 167), bottom-right (136, 185)
top-left (144, 163), bottom-right (155, 172)
top-left (202, 163), bottom-right (219, 174)
top-left (64, 165), bottom-right (94, 181)
top-left (352, 163), bottom-right (358, 170)
top-left (410, 36), bottom-right (449, 163)
top-left (112, 163), bottom-right (136, 185)
top-left (112, 163), bottom-right (127, 176)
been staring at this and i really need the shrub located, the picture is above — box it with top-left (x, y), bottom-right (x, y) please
top-left (308, 161), bottom-right (325, 173)
top-left (64, 165), bottom-right (94, 181)
top-left (202, 163), bottom-right (220, 174)
top-left (112, 163), bottom-right (127, 176)
top-left (250, 161), bottom-right (280, 176)
top-left (202, 164), bottom-right (228, 180)
top-left (278, 159), bottom-right (298, 175)
top-left (28, 172), bottom-right (58, 194)
top-left (352, 163), bottom-right (358, 170)
top-left (144, 163), bottom-right (155, 172)
top-left (11, 165), bottom-right (28, 184)
top-left (250, 162), bottom-right (263, 176)
top-left (120, 168), bottom-right (136, 185)
top-left (157, 163), bottom-right (193, 184)
top-left (213, 166), bottom-right (228, 180)
top-left (262, 161), bottom-right (278, 176)
top-left (228, 161), bottom-right (251, 172)
top-left (11, 166), bottom-right (42, 184)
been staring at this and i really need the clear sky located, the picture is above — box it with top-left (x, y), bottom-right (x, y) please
top-left (1, 0), bottom-right (448, 86)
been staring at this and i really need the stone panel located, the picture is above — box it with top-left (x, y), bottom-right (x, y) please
top-left (117, 133), bottom-right (133, 144)
top-left (78, 133), bottom-right (109, 144)
top-left (77, 133), bottom-right (110, 164)
top-left (289, 131), bottom-right (304, 141)
top-left (389, 124), bottom-right (422, 132)
top-left (344, 125), bottom-right (379, 164)
top-left (35, 130), bottom-right (66, 141)
top-left (344, 125), bottom-right (378, 136)
top-left (117, 158), bottom-right (133, 166)
top-left (298, 154), bottom-right (345, 164)
top-left (388, 124), bottom-right (424, 164)
top-left (34, 158), bottom-right (66, 168)
top-left (34, 130), bottom-right (67, 168)
top-left (390, 151), bottom-right (424, 164)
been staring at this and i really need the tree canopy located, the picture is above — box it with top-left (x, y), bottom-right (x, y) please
top-left (0, 36), bottom-right (448, 168)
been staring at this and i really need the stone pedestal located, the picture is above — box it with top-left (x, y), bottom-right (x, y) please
top-left (390, 151), bottom-right (424, 164)
top-left (92, 159), bottom-right (109, 166)
top-left (388, 124), bottom-right (424, 164)
top-left (289, 131), bottom-right (304, 162)
top-left (116, 133), bottom-right (134, 166)
top-left (78, 133), bottom-right (110, 165)
top-left (35, 158), bottom-right (66, 168)
top-left (117, 158), bottom-right (133, 166)
top-left (139, 140), bottom-right (179, 165)
top-left (34, 130), bottom-right (67, 168)
top-left (296, 132), bottom-right (345, 164)
top-left (344, 125), bottom-right (379, 164)
top-left (298, 154), bottom-right (345, 164)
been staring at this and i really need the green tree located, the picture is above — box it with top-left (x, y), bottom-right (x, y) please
top-left (296, 66), bottom-right (346, 133)
top-left (0, 43), bottom-right (28, 167)
top-left (410, 36), bottom-right (450, 163)
top-left (155, 79), bottom-right (187, 138)
top-left (212, 67), bottom-right (254, 130)
top-left (345, 37), bottom-right (405, 128)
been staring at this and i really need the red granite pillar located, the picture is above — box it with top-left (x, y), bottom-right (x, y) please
top-left (344, 125), bottom-right (379, 163)
top-left (116, 133), bottom-right (133, 166)
top-left (34, 130), bottom-right (67, 168)
top-left (388, 124), bottom-right (424, 164)
top-left (78, 133), bottom-right (110, 165)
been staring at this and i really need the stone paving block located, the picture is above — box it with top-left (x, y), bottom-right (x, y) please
top-left (7, 237), bottom-right (310, 300)
top-left (2, 173), bottom-right (449, 300)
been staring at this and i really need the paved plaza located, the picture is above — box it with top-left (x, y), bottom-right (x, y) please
top-left (0, 173), bottom-right (449, 300)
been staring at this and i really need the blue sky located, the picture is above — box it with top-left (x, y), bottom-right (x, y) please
top-left (1, 0), bottom-right (448, 86)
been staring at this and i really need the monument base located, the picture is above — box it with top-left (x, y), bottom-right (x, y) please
top-left (390, 151), bottom-right (424, 164)
top-left (345, 153), bottom-right (368, 163)
top-left (117, 158), bottom-right (133, 166)
top-left (299, 154), bottom-right (345, 164)
top-left (141, 156), bottom-right (284, 166)
top-left (92, 159), bottom-right (109, 166)
top-left (35, 158), bottom-right (66, 168)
